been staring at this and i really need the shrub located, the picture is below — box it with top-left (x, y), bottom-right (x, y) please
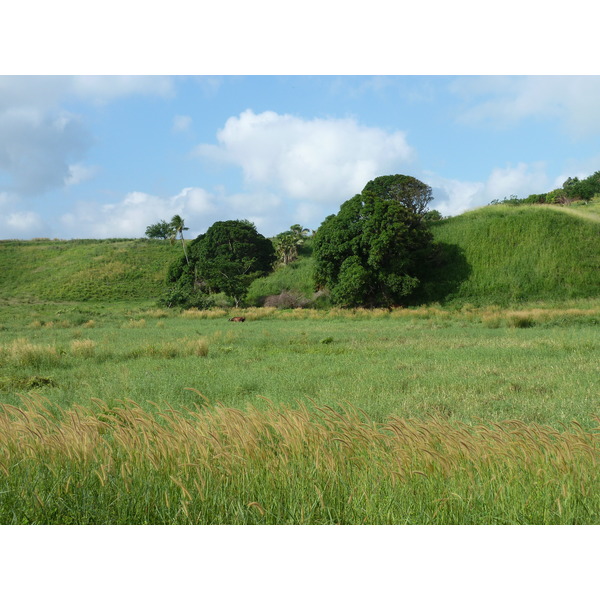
top-left (263, 290), bottom-right (310, 309)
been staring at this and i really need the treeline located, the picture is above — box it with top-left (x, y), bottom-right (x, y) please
top-left (491, 170), bottom-right (600, 206)
top-left (154, 170), bottom-right (600, 310)
top-left (156, 175), bottom-right (447, 310)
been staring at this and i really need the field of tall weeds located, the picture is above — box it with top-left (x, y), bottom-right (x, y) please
top-left (1, 393), bottom-right (599, 524)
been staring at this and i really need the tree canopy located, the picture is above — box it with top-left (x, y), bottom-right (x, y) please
top-left (313, 174), bottom-right (435, 307)
top-left (145, 220), bottom-right (174, 239)
top-left (274, 224), bottom-right (311, 265)
top-left (166, 220), bottom-right (275, 307)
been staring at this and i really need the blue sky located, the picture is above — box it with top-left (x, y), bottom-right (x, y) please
top-left (2, 74), bottom-right (600, 240)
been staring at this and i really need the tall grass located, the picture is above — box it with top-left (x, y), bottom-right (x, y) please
top-left (1, 394), bottom-right (599, 524)
top-left (427, 205), bottom-right (600, 305)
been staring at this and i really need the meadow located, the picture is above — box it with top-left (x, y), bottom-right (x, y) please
top-left (1, 300), bottom-right (599, 524)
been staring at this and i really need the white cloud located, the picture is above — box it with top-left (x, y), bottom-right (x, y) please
top-left (452, 76), bottom-right (600, 137)
top-left (425, 162), bottom-right (551, 216)
top-left (485, 162), bottom-right (549, 201)
top-left (0, 76), bottom-right (174, 197)
top-left (0, 108), bottom-right (92, 195)
top-left (195, 109), bottom-right (415, 205)
top-left (64, 163), bottom-right (98, 186)
top-left (0, 210), bottom-right (45, 238)
top-left (55, 185), bottom-right (305, 240)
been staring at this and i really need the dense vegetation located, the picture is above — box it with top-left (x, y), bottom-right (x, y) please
top-left (313, 175), bottom-right (435, 307)
top-left (2, 199), bottom-right (599, 308)
top-left (164, 220), bottom-right (276, 308)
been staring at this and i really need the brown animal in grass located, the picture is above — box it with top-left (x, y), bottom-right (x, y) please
top-left (228, 316), bottom-right (246, 322)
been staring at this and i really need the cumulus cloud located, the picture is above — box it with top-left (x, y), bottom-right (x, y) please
top-left (451, 76), bottom-right (600, 137)
top-left (195, 109), bottom-right (415, 205)
top-left (425, 161), bottom-right (551, 216)
top-left (57, 186), bottom-right (284, 239)
top-left (0, 108), bottom-right (92, 195)
top-left (0, 76), bottom-right (175, 198)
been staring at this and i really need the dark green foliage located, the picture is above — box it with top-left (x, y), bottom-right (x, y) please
top-left (145, 220), bottom-right (174, 239)
top-left (166, 220), bottom-right (276, 307)
top-left (423, 209), bottom-right (443, 222)
top-left (313, 175), bottom-right (435, 307)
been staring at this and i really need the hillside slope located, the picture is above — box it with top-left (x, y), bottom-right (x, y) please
top-left (420, 204), bottom-right (600, 305)
top-left (1, 203), bottom-right (599, 307)
top-left (0, 239), bottom-right (183, 302)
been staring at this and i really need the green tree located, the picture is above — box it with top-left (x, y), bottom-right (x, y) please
top-left (422, 209), bottom-right (443, 223)
top-left (166, 220), bottom-right (275, 308)
top-left (145, 220), bottom-right (175, 239)
top-left (273, 224), bottom-right (311, 265)
top-left (274, 232), bottom-right (300, 265)
top-left (169, 215), bottom-right (190, 265)
top-left (313, 174), bottom-right (435, 307)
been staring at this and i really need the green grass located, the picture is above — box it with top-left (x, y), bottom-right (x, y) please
top-left (246, 240), bottom-right (316, 305)
top-left (425, 203), bottom-right (600, 305)
top-left (0, 238), bottom-right (182, 302)
top-left (2, 392), bottom-right (599, 524)
top-left (1, 300), bottom-right (599, 524)
top-left (1, 300), bottom-right (599, 427)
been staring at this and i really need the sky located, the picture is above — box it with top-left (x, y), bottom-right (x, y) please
top-left (2, 0), bottom-right (599, 245)
top-left (2, 74), bottom-right (600, 241)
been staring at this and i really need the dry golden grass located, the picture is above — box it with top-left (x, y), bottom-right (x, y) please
top-left (2, 393), bottom-right (598, 524)
top-left (182, 308), bottom-right (228, 319)
top-left (1, 338), bottom-right (61, 367)
top-left (70, 339), bottom-right (96, 358)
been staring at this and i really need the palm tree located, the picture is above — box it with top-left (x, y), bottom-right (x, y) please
top-left (170, 214), bottom-right (190, 265)
top-left (275, 231), bottom-right (301, 265)
top-left (290, 224), bottom-right (310, 241)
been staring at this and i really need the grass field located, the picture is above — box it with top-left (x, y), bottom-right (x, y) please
top-left (1, 300), bottom-right (599, 524)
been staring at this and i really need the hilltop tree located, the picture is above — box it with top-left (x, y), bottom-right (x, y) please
top-left (170, 215), bottom-right (190, 265)
top-left (145, 220), bottom-right (174, 239)
top-left (166, 220), bottom-right (276, 308)
top-left (313, 174), bottom-right (435, 307)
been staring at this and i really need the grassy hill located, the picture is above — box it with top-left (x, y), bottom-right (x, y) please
top-left (246, 202), bottom-right (600, 307)
top-left (1, 201), bottom-right (599, 306)
top-left (419, 202), bottom-right (600, 305)
top-left (0, 238), bottom-right (182, 302)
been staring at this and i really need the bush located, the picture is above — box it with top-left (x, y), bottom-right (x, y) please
top-left (263, 290), bottom-right (310, 309)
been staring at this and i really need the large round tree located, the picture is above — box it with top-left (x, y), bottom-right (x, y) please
top-left (313, 175), bottom-right (435, 307)
top-left (166, 220), bottom-right (275, 307)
